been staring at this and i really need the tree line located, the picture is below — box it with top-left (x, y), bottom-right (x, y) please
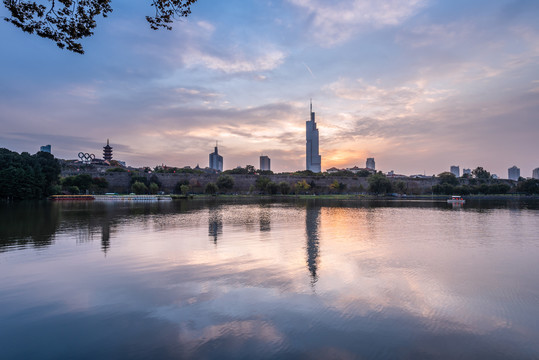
top-left (0, 148), bottom-right (61, 200)
top-left (0, 149), bottom-right (115, 200)
top-left (432, 170), bottom-right (539, 195)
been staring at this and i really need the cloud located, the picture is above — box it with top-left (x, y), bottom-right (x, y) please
top-left (182, 48), bottom-right (286, 74)
top-left (393, 19), bottom-right (539, 86)
top-left (1, 0), bottom-right (538, 176)
top-left (145, 18), bottom-right (287, 75)
top-left (322, 86), bottom-right (539, 175)
top-left (67, 85), bottom-right (100, 102)
top-left (288, 0), bottom-right (427, 45)
top-left (325, 78), bottom-right (453, 119)
top-left (0, 133), bottom-right (124, 158)
top-left (395, 22), bottom-right (475, 49)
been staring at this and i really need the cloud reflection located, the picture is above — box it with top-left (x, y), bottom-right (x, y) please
top-left (1, 201), bottom-right (539, 358)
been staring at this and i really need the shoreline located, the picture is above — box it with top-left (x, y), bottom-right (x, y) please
top-left (173, 194), bottom-right (539, 201)
top-left (37, 193), bottom-right (539, 203)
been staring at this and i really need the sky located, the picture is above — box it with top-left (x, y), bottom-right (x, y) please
top-left (1, 0), bottom-right (538, 177)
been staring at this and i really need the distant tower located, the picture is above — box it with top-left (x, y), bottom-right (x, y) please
top-left (366, 158), bottom-right (375, 170)
top-left (306, 100), bottom-right (321, 173)
top-left (40, 144), bottom-right (51, 153)
top-left (103, 139), bottom-right (113, 161)
top-left (260, 155), bottom-right (271, 171)
top-left (508, 166), bottom-right (520, 181)
top-left (533, 168), bottom-right (539, 179)
top-left (209, 142), bottom-right (223, 171)
top-left (450, 165), bottom-right (460, 177)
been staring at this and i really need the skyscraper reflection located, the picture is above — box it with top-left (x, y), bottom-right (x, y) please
top-left (101, 221), bottom-right (110, 255)
top-left (305, 204), bottom-right (321, 285)
top-left (208, 208), bottom-right (223, 244)
top-left (259, 206), bottom-right (271, 232)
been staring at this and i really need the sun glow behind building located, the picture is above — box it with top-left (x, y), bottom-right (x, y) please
top-left (0, 1), bottom-right (538, 176)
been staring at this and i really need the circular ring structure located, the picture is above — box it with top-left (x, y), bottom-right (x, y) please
top-left (78, 152), bottom-right (96, 162)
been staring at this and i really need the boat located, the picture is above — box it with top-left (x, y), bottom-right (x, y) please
top-left (447, 195), bottom-right (465, 204)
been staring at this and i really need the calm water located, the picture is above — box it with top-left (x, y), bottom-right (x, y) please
top-left (1, 198), bottom-right (538, 359)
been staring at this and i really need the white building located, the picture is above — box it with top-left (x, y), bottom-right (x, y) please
top-left (260, 155), bottom-right (271, 171)
top-left (450, 165), bottom-right (460, 177)
top-left (366, 158), bottom-right (375, 170)
top-left (326, 167), bottom-right (340, 174)
top-left (209, 144), bottom-right (223, 172)
top-left (306, 100), bottom-right (321, 173)
top-left (508, 166), bottom-right (520, 181)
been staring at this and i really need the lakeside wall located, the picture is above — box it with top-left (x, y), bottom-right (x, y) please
top-left (61, 170), bottom-right (442, 194)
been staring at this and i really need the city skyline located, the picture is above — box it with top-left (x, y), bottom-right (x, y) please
top-left (1, 1), bottom-right (538, 176)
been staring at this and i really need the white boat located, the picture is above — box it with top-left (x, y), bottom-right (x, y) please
top-left (447, 195), bottom-right (465, 204)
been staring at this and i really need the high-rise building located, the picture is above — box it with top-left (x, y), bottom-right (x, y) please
top-left (40, 144), bottom-right (51, 153)
top-left (209, 143), bottom-right (223, 172)
top-left (260, 155), bottom-right (271, 171)
top-left (463, 168), bottom-right (471, 176)
top-left (450, 165), bottom-right (460, 177)
top-left (508, 166), bottom-right (520, 181)
top-left (366, 158), bottom-right (375, 170)
top-left (533, 168), bottom-right (539, 179)
top-left (103, 139), bottom-right (113, 161)
top-left (306, 100), bottom-right (321, 173)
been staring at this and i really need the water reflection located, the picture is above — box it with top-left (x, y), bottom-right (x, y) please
top-left (450, 202), bottom-right (464, 209)
top-left (0, 201), bottom-right (60, 251)
top-left (259, 205), bottom-right (271, 232)
top-left (1, 198), bottom-right (539, 359)
top-left (305, 204), bottom-right (321, 285)
top-left (208, 207), bottom-right (223, 244)
top-left (60, 203), bottom-right (123, 255)
top-left (101, 220), bottom-right (111, 254)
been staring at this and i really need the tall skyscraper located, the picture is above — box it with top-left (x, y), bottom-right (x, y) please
top-left (450, 165), bottom-right (460, 177)
top-left (40, 144), bottom-right (51, 153)
top-left (260, 155), bottom-right (271, 171)
top-left (508, 166), bottom-right (520, 181)
top-left (366, 158), bottom-right (375, 170)
top-left (306, 100), bottom-right (321, 173)
top-left (103, 139), bottom-right (113, 161)
top-left (533, 168), bottom-right (539, 179)
top-left (209, 143), bottom-right (223, 171)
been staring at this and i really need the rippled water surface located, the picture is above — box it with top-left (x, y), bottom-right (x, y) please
top-left (1, 198), bottom-right (538, 359)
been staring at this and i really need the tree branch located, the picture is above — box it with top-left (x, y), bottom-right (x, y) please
top-left (3, 0), bottom-right (198, 54)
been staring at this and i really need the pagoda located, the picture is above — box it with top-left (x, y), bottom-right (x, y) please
top-left (103, 139), bottom-right (113, 161)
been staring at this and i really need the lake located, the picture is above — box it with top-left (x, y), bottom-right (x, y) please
top-left (1, 198), bottom-right (538, 359)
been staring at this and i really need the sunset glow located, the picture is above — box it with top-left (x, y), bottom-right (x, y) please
top-left (1, 0), bottom-right (538, 176)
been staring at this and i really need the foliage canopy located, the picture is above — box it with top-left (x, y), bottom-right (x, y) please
top-left (472, 167), bottom-right (491, 180)
top-left (216, 174), bottom-right (234, 191)
top-left (516, 179), bottom-right (539, 195)
top-left (437, 172), bottom-right (459, 185)
top-left (3, 0), bottom-right (198, 54)
top-left (0, 148), bottom-right (61, 200)
top-left (367, 173), bottom-right (392, 194)
top-left (131, 181), bottom-right (148, 194)
top-left (204, 182), bottom-right (218, 195)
